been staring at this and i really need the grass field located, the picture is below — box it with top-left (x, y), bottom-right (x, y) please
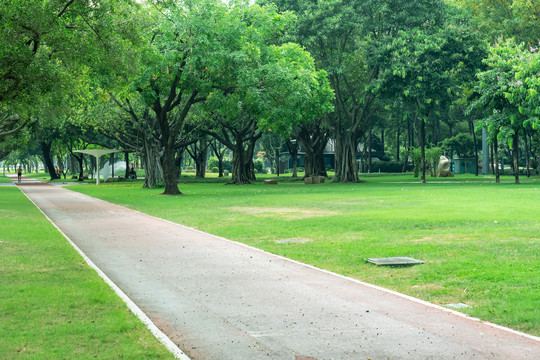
top-left (69, 173), bottom-right (540, 337)
top-left (0, 184), bottom-right (175, 359)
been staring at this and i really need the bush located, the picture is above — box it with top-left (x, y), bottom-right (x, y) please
top-left (371, 161), bottom-right (412, 173)
top-left (211, 167), bottom-right (219, 173)
top-left (253, 159), bottom-right (264, 173)
top-left (207, 157), bottom-right (232, 172)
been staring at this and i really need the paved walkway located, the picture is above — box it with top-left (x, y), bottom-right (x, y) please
top-left (12, 176), bottom-right (540, 359)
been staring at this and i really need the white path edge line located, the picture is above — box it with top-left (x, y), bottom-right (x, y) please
top-left (39, 183), bottom-right (540, 344)
top-left (17, 185), bottom-right (191, 360)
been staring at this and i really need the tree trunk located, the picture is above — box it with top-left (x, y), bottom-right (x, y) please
top-left (470, 121), bottom-right (479, 176)
top-left (512, 130), bottom-right (520, 184)
top-left (381, 127), bottom-right (385, 154)
top-left (124, 151), bottom-right (130, 178)
top-left (142, 134), bottom-right (164, 189)
top-left (367, 126), bottom-right (372, 173)
top-left (285, 140), bottom-right (299, 178)
top-left (188, 139), bottom-right (208, 179)
top-left (490, 143), bottom-right (494, 175)
top-left (335, 131), bottom-right (359, 182)
top-left (218, 155), bottom-right (224, 177)
top-left (298, 127), bottom-right (328, 178)
top-left (41, 141), bottom-right (60, 180)
top-left (71, 153), bottom-right (84, 181)
top-left (396, 127), bottom-right (400, 161)
top-left (420, 119), bottom-right (426, 184)
top-left (494, 132), bottom-right (500, 183)
top-left (56, 155), bottom-right (65, 178)
top-left (161, 143), bottom-right (181, 194)
top-left (275, 148), bottom-right (280, 177)
top-left (231, 141), bottom-right (252, 185)
top-left (524, 130), bottom-right (530, 177)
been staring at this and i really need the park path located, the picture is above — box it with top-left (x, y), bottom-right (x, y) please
top-left (12, 176), bottom-right (540, 360)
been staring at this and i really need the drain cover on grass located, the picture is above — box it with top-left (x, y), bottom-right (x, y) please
top-left (367, 257), bottom-right (424, 266)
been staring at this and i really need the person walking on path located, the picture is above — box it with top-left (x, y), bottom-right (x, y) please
top-left (17, 166), bottom-right (22, 182)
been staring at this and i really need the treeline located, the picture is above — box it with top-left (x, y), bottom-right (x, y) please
top-left (1, 0), bottom-right (538, 192)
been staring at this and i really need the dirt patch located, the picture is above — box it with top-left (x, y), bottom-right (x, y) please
top-left (410, 283), bottom-right (445, 291)
top-left (227, 206), bottom-right (339, 219)
top-left (409, 234), bottom-right (462, 244)
top-left (274, 238), bottom-right (313, 244)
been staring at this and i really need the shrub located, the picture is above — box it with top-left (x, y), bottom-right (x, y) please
top-left (211, 167), bottom-right (219, 173)
top-left (207, 157), bottom-right (232, 172)
top-left (253, 159), bottom-right (264, 173)
top-left (371, 161), bottom-right (412, 173)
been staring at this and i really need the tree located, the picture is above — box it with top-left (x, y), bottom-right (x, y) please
top-left (442, 133), bottom-right (476, 157)
top-left (470, 40), bottom-right (540, 183)
top-left (265, 0), bottom-right (448, 182)
top-left (124, 1), bottom-right (329, 191)
top-left (261, 131), bottom-right (284, 175)
top-left (371, 8), bottom-right (487, 182)
top-left (204, 29), bottom-right (333, 184)
top-left (0, 112), bottom-right (28, 138)
top-left (0, 0), bottom-right (142, 135)
top-left (450, 0), bottom-right (540, 46)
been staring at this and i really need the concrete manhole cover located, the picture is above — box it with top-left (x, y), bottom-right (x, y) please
top-left (366, 257), bottom-right (424, 266)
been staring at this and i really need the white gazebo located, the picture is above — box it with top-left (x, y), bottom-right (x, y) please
top-left (74, 149), bottom-right (122, 185)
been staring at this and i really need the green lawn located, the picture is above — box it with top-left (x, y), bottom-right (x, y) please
top-left (70, 173), bottom-right (540, 336)
top-left (0, 175), bottom-right (13, 183)
top-left (0, 186), bottom-right (176, 359)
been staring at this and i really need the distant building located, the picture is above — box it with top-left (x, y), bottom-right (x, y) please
top-left (451, 157), bottom-right (477, 174)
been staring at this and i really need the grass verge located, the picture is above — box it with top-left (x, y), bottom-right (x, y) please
top-left (0, 186), bottom-right (176, 359)
top-left (70, 173), bottom-right (540, 337)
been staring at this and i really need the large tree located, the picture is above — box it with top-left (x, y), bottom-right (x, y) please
top-left (470, 40), bottom-right (540, 183)
top-left (265, 0), bottom-right (448, 182)
top-left (0, 0), bottom-right (141, 132)
top-left (450, 0), bottom-right (540, 46)
top-left (204, 41), bottom-right (333, 184)
top-left (370, 7), bottom-right (487, 182)
top-left (122, 1), bottom-right (319, 192)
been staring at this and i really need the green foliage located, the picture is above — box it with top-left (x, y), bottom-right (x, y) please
top-left (0, 0), bottom-right (142, 113)
top-left (370, 160), bottom-right (411, 173)
top-left (208, 157), bottom-right (232, 172)
top-left (425, 147), bottom-right (443, 176)
top-left (470, 40), bottom-right (539, 141)
top-left (253, 159), bottom-right (265, 173)
top-left (371, 11), bottom-right (487, 115)
top-left (450, 0), bottom-right (540, 46)
top-left (442, 133), bottom-right (476, 157)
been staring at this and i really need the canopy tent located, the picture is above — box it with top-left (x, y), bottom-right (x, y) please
top-left (74, 149), bottom-right (122, 185)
